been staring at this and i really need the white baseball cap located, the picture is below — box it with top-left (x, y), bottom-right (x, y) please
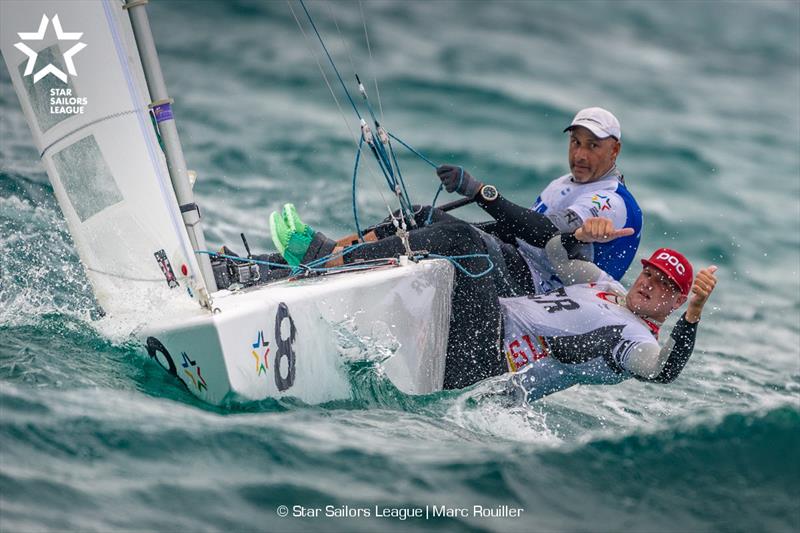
top-left (564, 107), bottom-right (621, 141)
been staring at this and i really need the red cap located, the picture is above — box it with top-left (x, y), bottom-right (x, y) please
top-left (641, 248), bottom-right (693, 296)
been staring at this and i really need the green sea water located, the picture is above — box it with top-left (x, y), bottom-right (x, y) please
top-left (1, 1), bottom-right (799, 531)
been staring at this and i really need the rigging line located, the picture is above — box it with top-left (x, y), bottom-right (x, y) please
top-left (291, 1), bottom-right (410, 228)
top-left (384, 131), bottom-right (443, 224)
top-left (325, 2), bottom-right (407, 221)
top-left (424, 253), bottom-right (495, 278)
top-left (353, 76), bottom-right (416, 220)
top-left (325, 3), bottom-right (394, 186)
top-left (196, 251), bottom-right (293, 270)
top-left (387, 132), bottom-right (438, 168)
top-left (326, 1), bottom-right (359, 80)
top-left (322, 0), bottom-right (406, 218)
top-left (426, 184), bottom-right (445, 225)
top-left (371, 131), bottom-right (395, 179)
top-left (359, 0), bottom-right (385, 124)
top-left (304, 242), bottom-right (367, 268)
top-left (287, 0), bottom-right (358, 145)
top-left (388, 140), bottom-right (414, 210)
top-left (287, 1), bottom-right (394, 215)
top-left (298, 0), bottom-right (362, 120)
top-left (352, 134), bottom-right (365, 239)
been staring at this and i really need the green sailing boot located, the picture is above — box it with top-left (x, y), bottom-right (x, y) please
top-left (270, 203), bottom-right (315, 267)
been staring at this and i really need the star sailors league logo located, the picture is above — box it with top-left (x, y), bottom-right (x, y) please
top-left (14, 14), bottom-right (86, 84)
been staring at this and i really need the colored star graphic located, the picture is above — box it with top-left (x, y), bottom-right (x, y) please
top-left (181, 351), bottom-right (207, 392)
top-left (591, 194), bottom-right (611, 211)
top-left (14, 14), bottom-right (86, 84)
top-left (251, 331), bottom-right (270, 376)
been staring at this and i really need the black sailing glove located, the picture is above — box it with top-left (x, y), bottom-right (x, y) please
top-left (436, 164), bottom-right (483, 199)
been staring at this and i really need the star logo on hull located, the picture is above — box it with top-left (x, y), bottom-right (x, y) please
top-left (251, 330), bottom-right (270, 376)
top-left (14, 14), bottom-right (86, 84)
top-left (181, 351), bottom-right (208, 392)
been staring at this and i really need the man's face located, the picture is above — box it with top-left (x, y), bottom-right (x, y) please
top-left (567, 127), bottom-right (620, 183)
top-left (626, 266), bottom-right (687, 321)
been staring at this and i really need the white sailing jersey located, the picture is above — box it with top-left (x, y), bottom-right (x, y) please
top-left (500, 276), bottom-right (661, 400)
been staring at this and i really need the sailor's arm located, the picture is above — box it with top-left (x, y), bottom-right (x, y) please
top-left (616, 316), bottom-right (697, 381)
top-left (618, 266), bottom-right (719, 382)
top-left (436, 165), bottom-right (583, 247)
top-left (475, 193), bottom-right (578, 247)
top-left (543, 217), bottom-right (635, 285)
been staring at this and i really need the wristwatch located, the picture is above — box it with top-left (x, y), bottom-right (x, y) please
top-left (479, 184), bottom-right (499, 202)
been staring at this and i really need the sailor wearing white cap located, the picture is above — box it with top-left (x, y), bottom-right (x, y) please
top-left (524, 106), bottom-right (642, 284)
top-left (433, 106), bottom-right (642, 293)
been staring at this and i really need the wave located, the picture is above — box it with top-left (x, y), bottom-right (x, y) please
top-left (515, 405), bottom-right (800, 531)
top-left (1, 370), bottom-right (796, 532)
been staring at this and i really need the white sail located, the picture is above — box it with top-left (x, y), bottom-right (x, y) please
top-left (0, 0), bottom-right (207, 317)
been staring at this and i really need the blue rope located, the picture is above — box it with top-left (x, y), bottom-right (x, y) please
top-left (359, 76), bottom-right (382, 126)
top-left (352, 134), bottom-right (365, 240)
top-left (455, 166), bottom-right (464, 192)
top-left (297, 0), bottom-right (415, 223)
top-left (366, 140), bottom-right (397, 191)
top-left (298, 261), bottom-right (394, 274)
top-left (387, 139), bottom-right (414, 213)
top-left (200, 249), bottom-right (493, 280)
top-left (303, 242), bottom-right (368, 269)
top-left (426, 166), bottom-right (461, 225)
top-left (200, 246), bottom-right (376, 277)
top-left (373, 138), bottom-right (395, 180)
top-left (425, 184), bottom-right (444, 226)
top-left (298, 0), bottom-right (362, 120)
top-left (387, 132), bottom-right (438, 168)
top-left (196, 251), bottom-right (293, 270)
top-left (383, 132), bottom-right (446, 225)
top-left (424, 253), bottom-right (494, 278)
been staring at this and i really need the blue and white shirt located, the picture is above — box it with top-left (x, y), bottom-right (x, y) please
top-left (517, 168), bottom-right (642, 293)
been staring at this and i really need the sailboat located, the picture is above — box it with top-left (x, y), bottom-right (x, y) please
top-left (0, 0), bottom-right (455, 405)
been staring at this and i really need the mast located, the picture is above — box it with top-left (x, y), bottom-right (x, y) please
top-left (123, 0), bottom-right (218, 294)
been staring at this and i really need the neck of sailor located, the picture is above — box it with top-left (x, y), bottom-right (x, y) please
top-left (593, 149), bottom-right (620, 182)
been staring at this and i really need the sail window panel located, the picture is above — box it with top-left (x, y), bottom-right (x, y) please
top-left (18, 45), bottom-right (81, 132)
top-left (52, 135), bottom-right (123, 222)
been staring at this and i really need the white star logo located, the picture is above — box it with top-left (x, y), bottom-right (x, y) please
top-left (14, 14), bottom-right (86, 84)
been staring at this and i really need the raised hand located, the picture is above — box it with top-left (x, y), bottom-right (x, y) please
top-left (685, 266), bottom-right (718, 322)
top-left (573, 216), bottom-right (635, 243)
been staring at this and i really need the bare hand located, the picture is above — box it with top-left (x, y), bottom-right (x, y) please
top-left (685, 266), bottom-right (718, 322)
top-left (574, 217), bottom-right (635, 243)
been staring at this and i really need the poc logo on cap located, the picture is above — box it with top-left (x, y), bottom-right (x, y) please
top-left (656, 252), bottom-right (685, 275)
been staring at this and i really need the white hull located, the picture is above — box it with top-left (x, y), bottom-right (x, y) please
top-left (141, 259), bottom-right (454, 405)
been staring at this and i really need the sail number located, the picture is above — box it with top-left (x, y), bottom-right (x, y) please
top-left (274, 302), bottom-right (297, 391)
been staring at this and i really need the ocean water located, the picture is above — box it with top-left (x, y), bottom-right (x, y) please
top-left (1, 1), bottom-right (799, 532)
